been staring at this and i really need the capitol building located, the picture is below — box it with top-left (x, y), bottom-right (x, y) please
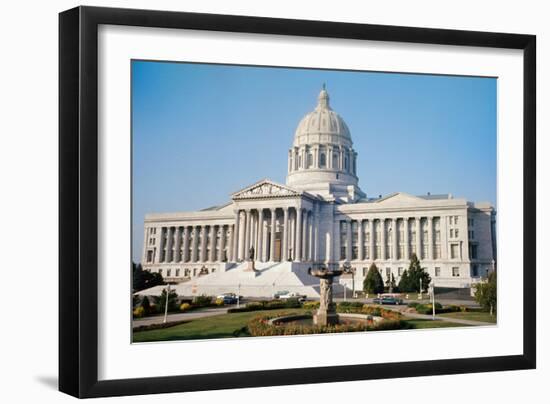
top-left (140, 87), bottom-right (496, 297)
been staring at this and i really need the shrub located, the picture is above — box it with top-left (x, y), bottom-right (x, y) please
top-left (246, 301), bottom-right (266, 310)
top-left (192, 294), bottom-right (213, 307)
top-left (133, 306), bottom-right (145, 318)
top-left (337, 301), bottom-right (364, 313)
top-left (265, 300), bottom-right (285, 309)
top-left (407, 302), bottom-right (420, 308)
top-left (415, 302), bottom-right (443, 314)
top-left (283, 298), bottom-right (302, 308)
top-left (179, 303), bottom-right (191, 312)
top-left (140, 295), bottom-right (151, 313)
top-left (303, 301), bottom-right (320, 310)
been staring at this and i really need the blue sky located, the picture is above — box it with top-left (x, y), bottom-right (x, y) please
top-left (132, 61), bottom-right (497, 263)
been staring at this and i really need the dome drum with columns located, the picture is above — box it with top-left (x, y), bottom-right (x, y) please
top-left (138, 87), bottom-right (496, 298)
top-left (286, 86), bottom-right (365, 202)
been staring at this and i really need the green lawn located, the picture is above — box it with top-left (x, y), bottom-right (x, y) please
top-left (401, 318), bottom-right (471, 329)
top-left (133, 309), bottom-right (310, 342)
top-left (133, 307), bottom-right (481, 342)
top-left (437, 310), bottom-right (497, 324)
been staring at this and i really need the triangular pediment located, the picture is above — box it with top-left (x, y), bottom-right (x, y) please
top-left (374, 192), bottom-right (425, 205)
top-left (232, 179), bottom-right (302, 200)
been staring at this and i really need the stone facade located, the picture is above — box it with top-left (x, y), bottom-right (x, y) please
top-left (142, 88), bottom-right (496, 290)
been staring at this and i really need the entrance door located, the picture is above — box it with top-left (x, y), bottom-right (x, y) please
top-left (274, 239), bottom-right (282, 262)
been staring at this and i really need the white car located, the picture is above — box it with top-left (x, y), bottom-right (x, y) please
top-left (278, 292), bottom-right (307, 302)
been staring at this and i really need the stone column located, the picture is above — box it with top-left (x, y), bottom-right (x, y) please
top-left (200, 226), bottom-right (207, 262)
top-left (209, 225), bottom-right (216, 262)
top-left (308, 212), bottom-right (314, 261)
top-left (233, 210), bottom-right (240, 261)
top-left (346, 219), bottom-right (352, 262)
top-left (227, 225), bottom-right (234, 261)
top-left (357, 219), bottom-right (363, 261)
top-left (290, 209), bottom-right (296, 261)
top-left (257, 209), bottom-right (264, 262)
top-left (174, 227), bottom-right (183, 262)
top-left (327, 146), bottom-right (333, 169)
top-left (295, 207), bottom-right (302, 262)
top-left (282, 208), bottom-right (289, 261)
top-left (219, 225), bottom-right (226, 262)
top-left (381, 220), bottom-right (386, 261)
top-left (313, 205), bottom-right (320, 262)
top-left (369, 220), bottom-right (375, 261)
top-left (166, 227), bottom-right (174, 262)
top-left (269, 208), bottom-right (276, 261)
top-left (428, 216), bottom-right (434, 260)
top-left (404, 218), bottom-right (409, 260)
top-left (182, 226), bottom-right (190, 262)
top-left (415, 217), bottom-right (422, 259)
top-left (156, 227), bottom-right (165, 263)
top-left (392, 218), bottom-right (398, 261)
top-left (191, 227), bottom-right (198, 262)
top-left (243, 210), bottom-right (251, 259)
top-left (302, 211), bottom-right (309, 261)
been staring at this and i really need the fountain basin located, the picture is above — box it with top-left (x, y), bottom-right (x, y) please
top-left (268, 313), bottom-right (384, 327)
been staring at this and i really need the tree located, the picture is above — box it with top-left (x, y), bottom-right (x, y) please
top-left (398, 254), bottom-right (431, 293)
top-left (363, 263), bottom-right (384, 294)
top-left (154, 288), bottom-right (179, 313)
top-left (132, 262), bottom-right (164, 292)
top-left (140, 295), bottom-right (151, 314)
top-left (474, 271), bottom-right (497, 315)
top-left (398, 269), bottom-right (410, 292)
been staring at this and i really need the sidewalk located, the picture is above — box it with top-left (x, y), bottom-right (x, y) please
top-left (133, 306), bottom-right (230, 327)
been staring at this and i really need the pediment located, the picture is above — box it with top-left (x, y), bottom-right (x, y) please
top-left (232, 179), bottom-right (302, 200)
top-left (375, 192), bottom-right (425, 206)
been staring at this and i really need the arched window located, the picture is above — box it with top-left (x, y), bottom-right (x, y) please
top-left (298, 155), bottom-right (302, 168)
top-left (307, 153), bottom-right (313, 168)
top-left (320, 153), bottom-right (326, 167)
top-left (344, 156), bottom-right (348, 171)
top-left (333, 153), bottom-right (339, 169)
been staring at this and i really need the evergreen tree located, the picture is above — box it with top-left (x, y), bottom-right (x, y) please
top-left (132, 262), bottom-right (164, 292)
top-left (474, 271), bottom-right (497, 315)
top-left (398, 254), bottom-right (431, 292)
top-left (363, 263), bottom-right (384, 294)
top-left (154, 288), bottom-right (178, 313)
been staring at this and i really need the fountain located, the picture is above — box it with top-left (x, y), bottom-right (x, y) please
top-left (265, 263), bottom-right (387, 331)
top-left (310, 267), bottom-right (343, 326)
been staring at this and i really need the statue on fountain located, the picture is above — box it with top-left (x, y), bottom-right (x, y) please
top-left (311, 266), bottom-right (343, 326)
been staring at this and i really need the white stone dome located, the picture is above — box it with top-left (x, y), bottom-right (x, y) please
top-left (292, 87), bottom-right (352, 147)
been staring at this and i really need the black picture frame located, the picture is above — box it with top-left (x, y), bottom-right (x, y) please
top-left (59, 5), bottom-right (536, 398)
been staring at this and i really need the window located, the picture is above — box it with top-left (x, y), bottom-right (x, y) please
top-left (435, 267), bottom-right (441, 277)
top-left (386, 268), bottom-right (391, 277)
top-left (333, 153), bottom-right (338, 168)
top-left (435, 230), bottom-right (440, 242)
top-left (454, 229), bottom-right (459, 238)
top-left (471, 264), bottom-right (479, 277)
top-left (176, 269), bottom-right (180, 277)
top-left (362, 267), bottom-right (367, 276)
top-left (469, 244), bottom-right (478, 259)
top-left (364, 246), bottom-right (370, 260)
top-left (398, 267), bottom-right (403, 276)
top-left (320, 153), bottom-right (326, 167)
top-left (449, 229), bottom-right (454, 238)
top-left (158, 269), bottom-right (163, 276)
top-left (352, 246), bottom-right (358, 260)
top-left (340, 247), bottom-right (346, 260)
top-left (147, 250), bottom-right (153, 263)
top-left (452, 267), bottom-right (460, 277)
top-left (451, 243), bottom-right (459, 259)
top-left (454, 216), bottom-right (459, 225)
top-left (307, 153), bottom-right (313, 168)
top-left (167, 269), bottom-right (171, 277)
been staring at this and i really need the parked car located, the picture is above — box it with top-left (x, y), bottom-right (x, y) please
top-left (278, 292), bottom-right (307, 302)
top-left (216, 293), bottom-right (239, 304)
top-left (373, 296), bottom-right (404, 305)
top-left (272, 290), bottom-right (290, 299)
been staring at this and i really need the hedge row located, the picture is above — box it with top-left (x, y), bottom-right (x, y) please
top-left (227, 298), bottom-right (302, 313)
